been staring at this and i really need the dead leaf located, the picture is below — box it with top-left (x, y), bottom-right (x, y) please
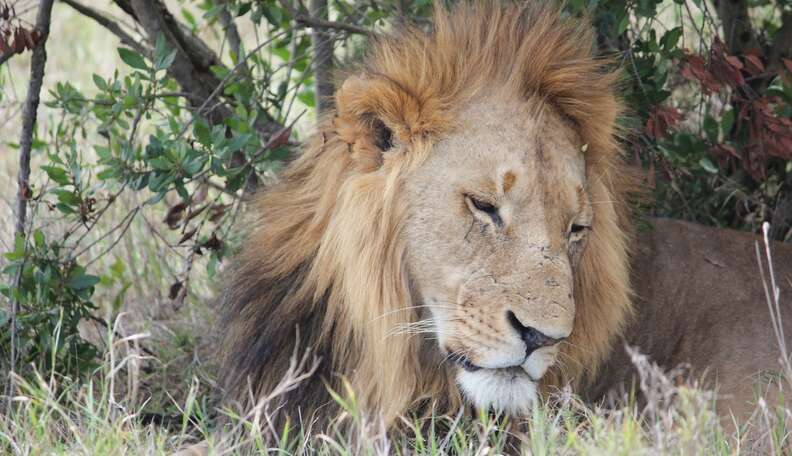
top-left (168, 281), bottom-right (183, 300)
top-left (163, 202), bottom-right (187, 229)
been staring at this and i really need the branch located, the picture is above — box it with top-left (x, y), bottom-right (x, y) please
top-left (218, 6), bottom-right (248, 74)
top-left (116, 0), bottom-right (282, 136)
top-left (124, 0), bottom-right (227, 122)
top-left (296, 14), bottom-right (372, 36)
top-left (769, 11), bottom-right (792, 71)
top-left (714, 0), bottom-right (757, 55)
top-left (278, 0), bottom-right (372, 36)
top-left (59, 0), bottom-right (148, 57)
top-left (218, 6), bottom-right (258, 191)
top-left (309, 0), bottom-right (336, 114)
top-left (5, 0), bottom-right (56, 416)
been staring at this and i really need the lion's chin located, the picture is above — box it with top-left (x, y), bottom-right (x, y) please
top-left (456, 367), bottom-right (537, 416)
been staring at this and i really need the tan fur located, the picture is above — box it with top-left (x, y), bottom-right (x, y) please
top-left (218, 1), bottom-right (637, 427)
top-left (588, 218), bottom-right (792, 426)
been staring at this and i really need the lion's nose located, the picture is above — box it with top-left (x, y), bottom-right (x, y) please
top-left (506, 311), bottom-right (564, 358)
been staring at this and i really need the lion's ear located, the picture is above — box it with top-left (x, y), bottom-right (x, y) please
top-left (336, 75), bottom-right (395, 145)
top-left (368, 117), bottom-right (394, 152)
top-left (334, 75), bottom-right (402, 167)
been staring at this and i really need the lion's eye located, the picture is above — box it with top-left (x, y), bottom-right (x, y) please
top-left (466, 195), bottom-right (502, 226)
top-left (471, 197), bottom-right (497, 214)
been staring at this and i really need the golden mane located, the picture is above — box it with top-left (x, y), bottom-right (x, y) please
top-left (218, 1), bottom-right (636, 427)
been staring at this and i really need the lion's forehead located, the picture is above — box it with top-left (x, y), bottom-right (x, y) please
top-left (422, 98), bottom-right (589, 221)
top-left (440, 99), bottom-right (586, 180)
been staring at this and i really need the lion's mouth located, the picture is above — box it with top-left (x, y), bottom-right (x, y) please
top-left (452, 357), bottom-right (538, 381)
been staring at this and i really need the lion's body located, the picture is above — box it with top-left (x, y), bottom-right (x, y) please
top-left (587, 217), bottom-right (792, 422)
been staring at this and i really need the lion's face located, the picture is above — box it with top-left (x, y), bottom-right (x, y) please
top-left (403, 98), bottom-right (591, 415)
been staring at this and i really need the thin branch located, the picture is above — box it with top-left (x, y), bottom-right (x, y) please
top-left (769, 11), bottom-right (792, 72)
top-left (5, 0), bottom-right (56, 416)
top-left (278, 0), bottom-right (373, 36)
top-left (309, 0), bottom-right (336, 114)
top-left (175, 27), bottom-right (293, 139)
top-left (218, 6), bottom-right (249, 74)
top-left (713, 0), bottom-right (756, 55)
top-left (59, 0), bottom-right (149, 56)
top-left (295, 14), bottom-right (372, 36)
top-left (117, 0), bottom-right (283, 137)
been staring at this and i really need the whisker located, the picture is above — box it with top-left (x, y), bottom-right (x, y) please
top-left (369, 304), bottom-right (458, 323)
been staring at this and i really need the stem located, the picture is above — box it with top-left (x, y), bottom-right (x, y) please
top-left (5, 0), bottom-right (56, 416)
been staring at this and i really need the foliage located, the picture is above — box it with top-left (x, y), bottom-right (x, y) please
top-left (576, 0), bottom-right (792, 230)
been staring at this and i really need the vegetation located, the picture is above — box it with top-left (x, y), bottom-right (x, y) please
top-left (0, 0), bottom-right (790, 453)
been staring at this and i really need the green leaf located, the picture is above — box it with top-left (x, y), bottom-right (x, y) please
top-left (703, 116), bottom-right (719, 142)
top-left (41, 165), bottom-right (70, 186)
top-left (661, 27), bottom-right (682, 52)
top-left (54, 189), bottom-right (80, 206)
top-left (33, 230), bottom-right (46, 249)
top-left (227, 133), bottom-right (252, 153)
top-left (118, 47), bottom-right (149, 71)
top-left (67, 274), bottom-right (100, 291)
top-left (720, 109), bottom-right (735, 135)
top-left (699, 157), bottom-right (718, 174)
top-left (194, 120), bottom-right (212, 146)
top-left (92, 74), bottom-right (108, 91)
top-left (149, 156), bottom-right (174, 171)
top-left (297, 90), bottom-right (316, 108)
top-left (156, 49), bottom-right (177, 71)
top-left (181, 8), bottom-right (197, 29)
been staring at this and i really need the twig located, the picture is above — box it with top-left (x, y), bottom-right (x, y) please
top-left (176, 27), bottom-right (293, 138)
top-left (86, 315), bottom-right (156, 358)
top-left (5, 0), bottom-right (56, 417)
top-left (278, 0), bottom-right (372, 36)
top-left (218, 5), bottom-right (249, 75)
top-left (59, 0), bottom-right (149, 57)
top-left (75, 205), bottom-right (138, 261)
top-left (295, 14), bottom-right (372, 36)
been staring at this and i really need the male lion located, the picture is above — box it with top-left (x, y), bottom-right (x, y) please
top-left (218, 1), bottom-right (792, 431)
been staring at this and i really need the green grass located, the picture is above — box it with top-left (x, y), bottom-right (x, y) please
top-left (1, 327), bottom-right (789, 455)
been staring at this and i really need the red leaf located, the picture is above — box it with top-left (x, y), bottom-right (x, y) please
top-left (12, 28), bottom-right (25, 53)
top-left (265, 126), bottom-right (292, 150)
top-left (645, 106), bottom-right (682, 139)
top-left (743, 54), bottom-right (764, 75)
top-left (208, 204), bottom-right (228, 223)
top-left (21, 27), bottom-right (34, 50)
top-left (725, 55), bottom-right (743, 70)
top-left (782, 58), bottom-right (792, 75)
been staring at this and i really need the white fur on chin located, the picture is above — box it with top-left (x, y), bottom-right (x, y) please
top-left (455, 347), bottom-right (558, 415)
top-left (456, 368), bottom-right (537, 415)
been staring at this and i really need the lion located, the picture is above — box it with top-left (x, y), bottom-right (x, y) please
top-left (216, 0), bottom-right (792, 432)
top-left (218, 1), bottom-right (634, 426)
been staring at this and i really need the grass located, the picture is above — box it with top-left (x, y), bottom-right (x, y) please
top-left (0, 319), bottom-right (790, 455)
